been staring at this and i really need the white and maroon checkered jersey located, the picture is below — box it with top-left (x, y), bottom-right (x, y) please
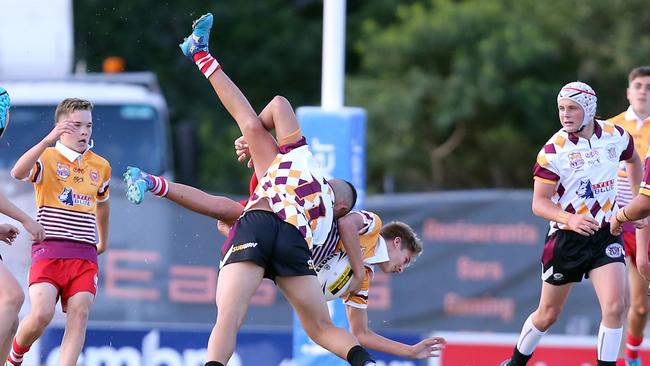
top-left (245, 141), bottom-right (334, 249)
top-left (534, 120), bottom-right (635, 234)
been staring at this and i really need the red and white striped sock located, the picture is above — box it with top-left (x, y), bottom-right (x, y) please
top-left (626, 333), bottom-right (643, 360)
top-left (145, 174), bottom-right (169, 197)
top-left (7, 339), bottom-right (30, 366)
top-left (193, 51), bottom-right (221, 79)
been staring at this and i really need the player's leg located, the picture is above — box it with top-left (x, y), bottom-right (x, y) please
top-left (124, 166), bottom-right (244, 222)
top-left (257, 95), bottom-right (302, 146)
top-left (179, 13), bottom-right (278, 179)
top-left (8, 282), bottom-right (58, 366)
top-left (590, 262), bottom-right (627, 365)
top-left (277, 275), bottom-right (376, 365)
top-left (502, 282), bottom-right (573, 366)
top-left (58, 291), bottom-right (94, 366)
top-left (206, 261), bottom-right (264, 364)
top-left (0, 262), bottom-right (23, 362)
top-left (625, 257), bottom-right (649, 365)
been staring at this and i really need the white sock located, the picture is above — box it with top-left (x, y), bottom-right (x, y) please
top-left (516, 314), bottom-right (546, 355)
top-left (598, 324), bottom-right (622, 361)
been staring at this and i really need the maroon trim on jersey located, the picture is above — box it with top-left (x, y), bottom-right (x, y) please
top-left (557, 183), bottom-right (565, 198)
top-left (542, 235), bottom-right (558, 266)
top-left (594, 122), bottom-right (602, 138)
top-left (278, 136), bottom-right (307, 154)
top-left (544, 144), bottom-right (556, 154)
top-left (567, 133), bottom-right (580, 145)
top-left (564, 203), bottom-right (576, 214)
top-left (31, 161), bottom-right (42, 183)
top-left (620, 134), bottom-right (635, 161)
top-left (533, 163), bottom-right (560, 182)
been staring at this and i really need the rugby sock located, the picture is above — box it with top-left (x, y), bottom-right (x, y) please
top-left (346, 345), bottom-right (376, 366)
top-left (193, 51), bottom-right (221, 79)
top-left (596, 361), bottom-right (616, 366)
top-left (516, 314), bottom-right (546, 355)
top-left (204, 362), bottom-right (224, 366)
top-left (144, 174), bottom-right (169, 197)
top-left (597, 324), bottom-right (622, 362)
top-left (507, 347), bottom-right (532, 366)
top-left (7, 339), bottom-right (30, 366)
top-left (625, 332), bottom-right (643, 360)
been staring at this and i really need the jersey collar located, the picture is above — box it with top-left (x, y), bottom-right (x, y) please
top-left (55, 141), bottom-right (89, 163)
top-left (624, 106), bottom-right (650, 130)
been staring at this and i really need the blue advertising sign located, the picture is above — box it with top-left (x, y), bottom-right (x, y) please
top-left (31, 325), bottom-right (423, 366)
top-left (292, 106), bottom-right (366, 366)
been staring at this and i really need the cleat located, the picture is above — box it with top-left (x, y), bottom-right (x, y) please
top-left (179, 12), bottom-right (213, 59)
top-left (626, 358), bottom-right (641, 366)
top-left (123, 166), bottom-right (150, 205)
top-left (499, 360), bottom-right (511, 366)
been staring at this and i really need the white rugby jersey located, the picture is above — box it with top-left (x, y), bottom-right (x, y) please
top-left (534, 120), bottom-right (634, 234)
top-left (312, 210), bottom-right (388, 309)
top-left (245, 139), bottom-right (334, 248)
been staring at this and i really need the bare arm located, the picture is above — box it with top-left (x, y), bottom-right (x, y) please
top-left (165, 181), bottom-right (244, 222)
top-left (96, 201), bottom-right (109, 255)
top-left (625, 151), bottom-right (643, 196)
top-left (532, 179), bottom-right (599, 236)
top-left (0, 193), bottom-right (44, 242)
top-left (346, 305), bottom-right (445, 358)
top-left (11, 120), bottom-right (76, 180)
top-left (336, 213), bottom-right (366, 296)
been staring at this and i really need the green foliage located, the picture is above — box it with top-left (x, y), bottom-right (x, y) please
top-left (73, 0), bottom-right (650, 193)
top-left (348, 0), bottom-right (650, 192)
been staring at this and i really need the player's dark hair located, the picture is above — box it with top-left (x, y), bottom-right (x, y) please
top-left (344, 180), bottom-right (357, 208)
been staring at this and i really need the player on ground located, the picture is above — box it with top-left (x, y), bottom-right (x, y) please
top-left (500, 81), bottom-right (643, 366)
top-left (7, 98), bottom-right (111, 366)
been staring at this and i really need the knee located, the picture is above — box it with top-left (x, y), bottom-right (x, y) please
top-left (535, 307), bottom-right (562, 330)
top-left (270, 95), bottom-right (290, 110)
top-left (604, 298), bottom-right (626, 320)
top-left (32, 308), bottom-right (55, 328)
top-left (630, 302), bottom-right (650, 318)
top-left (67, 305), bottom-right (91, 323)
top-left (301, 316), bottom-right (334, 342)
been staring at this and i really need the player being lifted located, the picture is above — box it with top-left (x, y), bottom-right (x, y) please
top-left (143, 11), bottom-right (376, 366)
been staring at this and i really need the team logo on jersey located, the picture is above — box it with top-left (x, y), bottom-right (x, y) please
top-left (584, 150), bottom-right (601, 167)
top-left (568, 152), bottom-right (585, 169)
top-left (605, 243), bottom-right (624, 258)
top-left (56, 163), bottom-right (70, 179)
top-left (90, 170), bottom-right (99, 182)
top-left (576, 179), bottom-right (595, 199)
top-left (606, 144), bottom-right (618, 161)
top-left (58, 187), bottom-right (93, 207)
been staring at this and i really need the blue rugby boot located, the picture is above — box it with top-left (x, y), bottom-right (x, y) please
top-left (179, 12), bottom-right (213, 59)
top-left (123, 166), bottom-right (152, 205)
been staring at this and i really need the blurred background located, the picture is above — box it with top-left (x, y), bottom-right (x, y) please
top-left (1, 0), bottom-right (650, 365)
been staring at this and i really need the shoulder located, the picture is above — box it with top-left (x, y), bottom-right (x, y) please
top-left (607, 111), bottom-right (627, 125)
top-left (86, 150), bottom-right (111, 168)
top-left (598, 119), bottom-right (627, 137)
top-left (537, 130), bottom-right (567, 164)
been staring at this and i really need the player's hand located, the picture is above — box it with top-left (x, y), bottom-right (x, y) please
top-left (0, 223), bottom-right (19, 244)
top-left (22, 218), bottom-right (45, 243)
top-left (234, 136), bottom-right (253, 168)
top-left (408, 336), bottom-right (446, 359)
top-left (609, 214), bottom-right (623, 236)
top-left (216, 220), bottom-right (233, 237)
top-left (43, 119), bottom-right (77, 145)
top-left (568, 214), bottom-right (600, 236)
top-left (345, 272), bottom-right (364, 297)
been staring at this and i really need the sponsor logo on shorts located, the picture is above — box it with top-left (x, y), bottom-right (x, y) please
top-left (307, 259), bottom-right (315, 271)
top-left (553, 273), bottom-right (564, 281)
top-left (231, 242), bottom-right (258, 253)
top-left (605, 243), bottom-right (624, 258)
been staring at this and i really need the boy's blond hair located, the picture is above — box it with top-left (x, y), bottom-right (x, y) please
top-left (54, 98), bottom-right (93, 124)
top-left (380, 221), bottom-right (423, 259)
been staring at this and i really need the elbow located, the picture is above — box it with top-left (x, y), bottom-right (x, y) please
top-left (10, 168), bottom-right (25, 181)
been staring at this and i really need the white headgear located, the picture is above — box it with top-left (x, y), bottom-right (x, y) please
top-left (557, 81), bottom-right (597, 131)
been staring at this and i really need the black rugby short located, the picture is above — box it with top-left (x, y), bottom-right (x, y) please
top-left (541, 225), bottom-right (625, 285)
top-left (220, 210), bottom-right (316, 280)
